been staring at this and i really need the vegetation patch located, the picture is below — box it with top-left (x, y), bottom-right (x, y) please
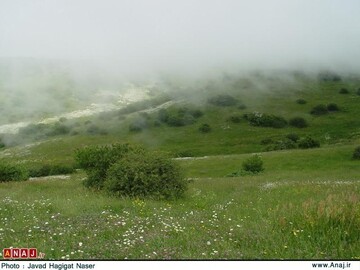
top-left (298, 136), bottom-right (320, 149)
top-left (244, 112), bottom-right (287, 128)
top-left (0, 163), bottom-right (28, 182)
top-left (208, 94), bottom-right (238, 107)
top-left (289, 117), bottom-right (308, 128)
top-left (352, 146), bottom-right (360, 160)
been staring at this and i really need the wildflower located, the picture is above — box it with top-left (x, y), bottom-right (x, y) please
top-left (79, 242), bottom-right (83, 247)
top-left (207, 241), bottom-right (211, 245)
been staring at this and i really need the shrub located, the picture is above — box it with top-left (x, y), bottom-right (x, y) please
top-left (158, 109), bottom-right (169, 123)
top-left (357, 88), bottom-right (360, 96)
top-left (0, 163), bottom-right (28, 182)
top-left (75, 143), bottom-right (144, 189)
top-left (289, 117), bottom-right (308, 128)
top-left (208, 94), bottom-right (238, 106)
top-left (352, 146), bottom-right (360, 160)
top-left (47, 123), bottom-right (71, 136)
top-left (318, 71), bottom-right (342, 82)
top-left (310, 104), bottom-right (328, 115)
top-left (286, 133), bottom-right (300, 142)
top-left (245, 112), bottom-right (287, 128)
top-left (129, 118), bottom-right (148, 132)
top-left (86, 125), bottom-right (106, 135)
top-left (237, 104), bottom-right (247, 110)
top-left (28, 164), bottom-right (75, 177)
top-left (0, 138), bottom-right (5, 149)
top-left (260, 138), bottom-right (273, 145)
top-left (327, 103), bottom-right (340, 112)
top-left (228, 115), bottom-right (242, 123)
top-left (242, 154), bottom-right (264, 173)
top-left (296, 99), bottom-right (307, 104)
top-left (271, 139), bottom-right (297, 151)
top-left (298, 136), bottom-right (320, 149)
top-left (105, 151), bottom-right (187, 200)
top-left (199, 123), bottom-right (211, 133)
top-left (339, 88), bottom-right (349, 94)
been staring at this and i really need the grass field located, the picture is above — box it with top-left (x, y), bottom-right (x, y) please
top-left (1, 73), bottom-right (360, 259)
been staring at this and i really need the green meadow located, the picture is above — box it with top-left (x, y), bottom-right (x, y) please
top-left (1, 73), bottom-right (360, 259)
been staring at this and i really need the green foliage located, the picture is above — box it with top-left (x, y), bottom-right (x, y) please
top-left (158, 106), bottom-right (200, 127)
top-left (75, 143), bottom-right (144, 189)
top-left (199, 123), bottom-right (211, 133)
top-left (86, 125), bottom-right (108, 135)
top-left (208, 94), bottom-right (238, 106)
top-left (105, 151), bottom-right (187, 200)
top-left (228, 115), bottom-right (242, 123)
top-left (310, 104), bottom-right (328, 115)
top-left (242, 154), bottom-right (264, 173)
top-left (298, 136), bottom-right (320, 149)
top-left (237, 104), bottom-right (247, 110)
top-left (296, 99), bottom-right (307, 104)
top-left (286, 133), bottom-right (300, 143)
top-left (339, 88), bottom-right (349, 94)
top-left (327, 103), bottom-right (340, 112)
top-left (260, 138), bottom-right (273, 145)
top-left (245, 112), bottom-right (287, 128)
top-left (318, 71), bottom-right (342, 82)
top-left (289, 117), bottom-right (308, 128)
top-left (129, 118), bottom-right (148, 132)
top-left (0, 137), bottom-right (5, 149)
top-left (352, 146), bottom-right (360, 160)
top-left (28, 164), bottom-right (75, 177)
top-left (357, 88), bottom-right (360, 96)
top-left (268, 139), bottom-right (297, 151)
top-left (0, 163), bottom-right (28, 182)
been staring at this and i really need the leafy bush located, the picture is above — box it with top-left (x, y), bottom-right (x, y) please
top-left (47, 123), bottom-right (71, 136)
top-left (339, 88), bottom-right (349, 94)
top-left (129, 118), bottom-right (148, 132)
top-left (270, 139), bottom-right (297, 151)
top-left (242, 155), bottom-right (264, 173)
top-left (289, 117), bottom-right (308, 128)
top-left (260, 138), bottom-right (273, 145)
top-left (28, 164), bottom-right (75, 177)
top-left (318, 71), bottom-right (342, 82)
top-left (75, 143), bottom-right (144, 189)
top-left (298, 136), bottom-right (320, 149)
top-left (286, 133), bottom-right (300, 142)
top-left (245, 112), bottom-right (287, 128)
top-left (158, 107), bottom-right (199, 127)
top-left (296, 99), bottom-right (307, 104)
top-left (327, 103), bottom-right (340, 112)
top-left (310, 104), bottom-right (328, 115)
top-left (199, 123), bottom-right (211, 133)
top-left (0, 138), bottom-right (5, 149)
top-left (228, 115), bottom-right (242, 123)
top-left (208, 94), bottom-right (238, 106)
top-left (105, 152), bottom-right (187, 200)
top-left (357, 88), bottom-right (360, 96)
top-left (352, 146), bottom-right (360, 160)
top-left (0, 163), bottom-right (28, 182)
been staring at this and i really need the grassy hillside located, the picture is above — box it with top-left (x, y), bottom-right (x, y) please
top-left (0, 72), bottom-right (360, 259)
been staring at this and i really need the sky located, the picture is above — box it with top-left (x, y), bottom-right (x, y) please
top-left (1, 0), bottom-right (360, 74)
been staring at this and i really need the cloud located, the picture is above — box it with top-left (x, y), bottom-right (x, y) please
top-left (1, 0), bottom-right (360, 73)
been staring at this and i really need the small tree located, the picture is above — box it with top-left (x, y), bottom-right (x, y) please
top-left (105, 151), bottom-right (187, 199)
top-left (242, 155), bottom-right (264, 173)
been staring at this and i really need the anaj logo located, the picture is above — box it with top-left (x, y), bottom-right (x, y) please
top-left (3, 248), bottom-right (45, 259)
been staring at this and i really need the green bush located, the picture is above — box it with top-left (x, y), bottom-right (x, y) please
top-left (199, 123), bottom-right (211, 133)
top-left (289, 117), bottom-right (308, 128)
top-left (28, 164), bottom-right (75, 177)
top-left (75, 143), bottom-right (144, 189)
top-left (208, 94), bottom-right (238, 106)
top-left (357, 88), bottom-right (360, 96)
top-left (260, 138), bottom-right (273, 145)
top-left (105, 152), bottom-right (187, 200)
top-left (245, 112), bottom-right (287, 128)
top-left (298, 136), bottom-right (320, 149)
top-left (237, 104), bottom-right (247, 110)
top-left (0, 163), bottom-right (28, 182)
top-left (269, 139), bottom-right (297, 151)
top-left (286, 133), bottom-right (300, 142)
top-left (129, 118), bottom-right (148, 132)
top-left (242, 155), bottom-right (264, 173)
top-left (296, 99), bottom-right (307, 104)
top-left (0, 138), bottom-right (5, 149)
top-left (352, 146), bottom-right (360, 160)
top-left (228, 115), bottom-right (242, 123)
top-left (310, 104), bottom-right (328, 115)
top-left (339, 88), bottom-right (349, 94)
top-left (327, 103), bottom-right (340, 112)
